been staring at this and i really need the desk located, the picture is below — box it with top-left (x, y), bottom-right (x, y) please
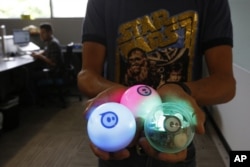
top-left (0, 55), bottom-right (34, 72)
top-left (0, 55), bottom-right (34, 102)
top-left (1, 34), bottom-right (39, 72)
top-left (0, 56), bottom-right (34, 132)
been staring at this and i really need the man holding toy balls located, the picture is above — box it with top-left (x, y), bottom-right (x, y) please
top-left (77, 0), bottom-right (236, 166)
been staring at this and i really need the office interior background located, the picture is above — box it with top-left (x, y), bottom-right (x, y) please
top-left (0, 0), bottom-right (249, 166)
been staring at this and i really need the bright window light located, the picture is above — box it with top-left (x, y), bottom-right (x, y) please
top-left (0, 0), bottom-right (50, 19)
top-left (52, 0), bottom-right (88, 18)
top-left (0, 0), bottom-right (88, 19)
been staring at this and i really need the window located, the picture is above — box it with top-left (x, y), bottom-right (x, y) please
top-left (0, 0), bottom-right (88, 19)
top-left (0, 0), bottom-right (51, 19)
top-left (52, 0), bottom-right (88, 18)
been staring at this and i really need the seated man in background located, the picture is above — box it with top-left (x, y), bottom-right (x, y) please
top-left (31, 22), bottom-right (63, 74)
top-left (29, 23), bottom-right (63, 103)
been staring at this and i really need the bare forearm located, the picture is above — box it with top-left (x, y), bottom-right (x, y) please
top-left (186, 74), bottom-right (236, 106)
top-left (77, 69), bottom-right (122, 98)
top-left (78, 42), bottom-right (123, 98)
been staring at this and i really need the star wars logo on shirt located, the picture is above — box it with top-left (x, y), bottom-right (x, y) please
top-left (116, 9), bottom-right (198, 89)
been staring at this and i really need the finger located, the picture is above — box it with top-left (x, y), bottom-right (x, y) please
top-left (109, 149), bottom-right (130, 160)
top-left (105, 86), bottom-right (127, 102)
top-left (139, 137), bottom-right (158, 157)
top-left (193, 108), bottom-right (206, 135)
top-left (94, 85), bottom-right (127, 104)
top-left (157, 149), bottom-right (187, 163)
top-left (89, 142), bottom-right (130, 160)
top-left (83, 98), bottom-right (95, 119)
top-left (139, 137), bottom-right (187, 163)
top-left (83, 96), bottom-right (108, 119)
top-left (89, 142), bottom-right (110, 160)
top-left (185, 97), bottom-right (206, 135)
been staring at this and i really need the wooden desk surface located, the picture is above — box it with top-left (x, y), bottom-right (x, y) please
top-left (0, 55), bottom-right (34, 72)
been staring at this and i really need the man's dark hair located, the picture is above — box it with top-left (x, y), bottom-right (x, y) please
top-left (40, 22), bottom-right (53, 32)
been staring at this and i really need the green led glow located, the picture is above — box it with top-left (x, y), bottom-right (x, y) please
top-left (136, 97), bottom-right (162, 120)
top-left (162, 96), bottom-right (197, 126)
top-left (144, 101), bottom-right (196, 153)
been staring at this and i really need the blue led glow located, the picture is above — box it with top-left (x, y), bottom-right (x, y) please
top-left (87, 102), bottom-right (136, 152)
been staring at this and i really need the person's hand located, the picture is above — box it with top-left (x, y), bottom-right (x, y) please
top-left (84, 85), bottom-right (144, 160)
top-left (88, 119), bottom-right (144, 160)
top-left (157, 83), bottom-right (206, 135)
top-left (138, 83), bottom-right (206, 163)
top-left (139, 137), bottom-right (188, 163)
top-left (31, 50), bottom-right (44, 60)
top-left (83, 85), bottom-right (127, 119)
top-left (31, 52), bottom-right (40, 59)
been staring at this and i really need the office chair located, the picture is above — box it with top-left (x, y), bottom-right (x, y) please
top-left (61, 42), bottom-right (82, 102)
top-left (35, 67), bottom-right (67, 108)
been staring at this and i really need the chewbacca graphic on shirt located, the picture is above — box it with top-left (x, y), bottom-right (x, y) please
top-left (116, 9), bottom-right (197, 89)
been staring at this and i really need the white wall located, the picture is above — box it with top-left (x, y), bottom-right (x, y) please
top-left (210, 65), bottom-right (250, 150)
top-left (210, 0), bottom-right (250, 151)
top-left (229, 0), bottom-right (250, 72)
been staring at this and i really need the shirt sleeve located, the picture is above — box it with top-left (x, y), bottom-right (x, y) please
top-left (81, 0), bottom-right (106, 46)
top-left (201, 0), bottom-right (233, 52)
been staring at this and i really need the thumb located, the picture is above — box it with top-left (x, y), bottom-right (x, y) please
top-left (193, 109), bottom-right (206, 135)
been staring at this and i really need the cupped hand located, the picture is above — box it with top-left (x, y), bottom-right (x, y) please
top-left (89, 142), bottom-right (130, 160)
top-left (84, 85), bottom-right (144, 160)
top-left (88, 117), bottom-right (144, 160)
top-left (156, 83), bottom-right (206, 135)
top-left (83, 85), bottom-right (127, 119)
top-left (137, 83), bottom-right (206, 163)
top-left (139, 137), bottom-right (187, 163)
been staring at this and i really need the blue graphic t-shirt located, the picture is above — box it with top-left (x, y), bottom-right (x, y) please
top-left (82, 0), bottom-right (233, 89)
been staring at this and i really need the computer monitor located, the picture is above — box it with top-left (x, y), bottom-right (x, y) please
top-left (13, 29), bottom-right (30, 46)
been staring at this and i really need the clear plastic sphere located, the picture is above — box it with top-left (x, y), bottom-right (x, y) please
top-left (144, 102), bottom-right (195, 153)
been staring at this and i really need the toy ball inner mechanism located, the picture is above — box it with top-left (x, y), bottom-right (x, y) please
top-left (144, 102), bottom-right (195, 153)
top-left (164, 115), bottom-right (181, 133)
